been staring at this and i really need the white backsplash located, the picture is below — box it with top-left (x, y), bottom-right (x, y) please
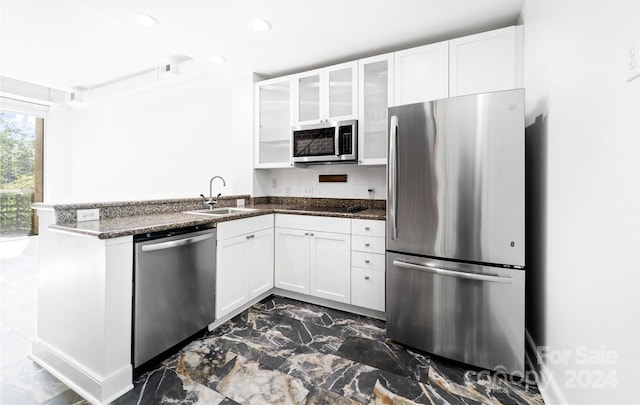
top-left (254, 165), bottom-right (386, 200)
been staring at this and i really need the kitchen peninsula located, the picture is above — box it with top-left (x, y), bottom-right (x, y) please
top-left (31, 196), bottom-right (385, 404)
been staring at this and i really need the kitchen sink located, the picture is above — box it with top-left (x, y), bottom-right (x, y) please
top-left (183, 207), bottom-right (258, 216)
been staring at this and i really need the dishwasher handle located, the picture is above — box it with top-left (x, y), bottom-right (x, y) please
top-left (141, 232), bottom-right (213, 252)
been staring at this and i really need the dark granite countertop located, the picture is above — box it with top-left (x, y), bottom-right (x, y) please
top-left (45, 202), bottom-right (386, 239)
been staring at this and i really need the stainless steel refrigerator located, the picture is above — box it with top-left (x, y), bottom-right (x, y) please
top-left (386, 89), bottom-right (525, 374)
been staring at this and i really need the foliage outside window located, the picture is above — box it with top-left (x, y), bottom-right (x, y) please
top-left (0, 111), bottom-right (36, 237)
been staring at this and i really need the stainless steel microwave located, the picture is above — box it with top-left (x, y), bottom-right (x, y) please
top-left (292, 119), bottom-right (357, 163)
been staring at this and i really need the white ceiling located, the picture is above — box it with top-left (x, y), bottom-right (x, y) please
top-left (0, 0), bottom-right (524, 92)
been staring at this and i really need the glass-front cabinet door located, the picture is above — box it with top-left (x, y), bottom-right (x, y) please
top-left (296, 70), bottom-right (322, 125)
top-left (255, 76), bottom-right (294, 168)
top-left (358, 53), bottom-right (393, 165)
top-left (326, 62), bottom-right (357, 122)
top-left (294, 61), bottom-right (357, 126)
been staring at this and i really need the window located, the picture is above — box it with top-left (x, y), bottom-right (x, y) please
top-left (0, 98), bottom-right (47, 237)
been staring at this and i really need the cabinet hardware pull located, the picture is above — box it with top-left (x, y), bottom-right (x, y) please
top-left (365, 276), bottom-right (370, 280)
top-left (310, 233), bottom-right (315, 236)
top-left (365, 243), bottom-right (370, 247)
top-left (365, 227), bottom-right (370, 230)
top-left (365, 260), bottom-right (370, 263)
top-left (246, 234), bottom-right (255, 239)
top-left (305, 232), bottom-right (309, 236)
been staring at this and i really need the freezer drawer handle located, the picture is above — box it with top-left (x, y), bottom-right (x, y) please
top-left (393, 260), bottom-right (513, 284)
top-left (141, 233), bottom-right (213, 252)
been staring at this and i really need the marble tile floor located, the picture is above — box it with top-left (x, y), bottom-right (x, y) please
top-left (0, 236), bottom-right (544, 405)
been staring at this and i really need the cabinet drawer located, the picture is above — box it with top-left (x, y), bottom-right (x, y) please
top-left (351, 235), bottom-right (385, 254)
top-left (351, 219), bottom-right (385, 237)
top-left (217, 214), bottom-right (274, 240)
top-left (351, 267), bottom-right (385, 312)
top-left (351, 251), bottom-right (385, 271)
top-left (275, 214), bottom-right (350, 234)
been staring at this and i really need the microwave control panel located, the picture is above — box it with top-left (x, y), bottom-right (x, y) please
top-left (338, 125), bottom-right (353, 155)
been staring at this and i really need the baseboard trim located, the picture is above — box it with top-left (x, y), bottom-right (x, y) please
top-left (272, 288), bottom-right (386, 320)
top-left (208, 290), bottom-right (274, 329)
top-left (525, 330), bottom-right (568, 405)
top-left (31, 339), bottom-right (133, 405)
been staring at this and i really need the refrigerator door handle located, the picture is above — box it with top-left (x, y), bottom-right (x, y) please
top-left (393, 259), bottom-right (514, 284)
top-left (389, 115), bottom-right (398, 240)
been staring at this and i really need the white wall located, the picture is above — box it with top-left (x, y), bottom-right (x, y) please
top-left (253, 165), bottom-right (386, 200)
top-left (46, 73), bottom-right (254, 203)
top-left (44, 104), bottom-right (73, 202)
top-left (520, 1), bottom-right (640, 403)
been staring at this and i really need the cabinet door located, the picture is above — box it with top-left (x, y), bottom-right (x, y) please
top-left (358, 54), bottom-right (393, 165)
top-left (274, 228), bottom-right (310, 294)
top-left (325, 61), bottom-right (357, 122)
top-left (309, 231), bottom-right (351, 303)
top-left (449, 26), bottom-right (523, 97)
top-left (394, 41), bottom-right (449, 106)
top-left (247, 228), bottom-right (274, 299)
top-left (351, 267), bottom-right (385, 312)
top-left (216, 235), bottom-right (248, 319)
top-left (295, 70), bottom-right (323, 125)
top-left (255, 76), bottom-right (294, 169)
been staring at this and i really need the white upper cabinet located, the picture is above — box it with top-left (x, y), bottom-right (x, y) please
top-left (255, 76), bottom-right (294, 169)
top-left (358, 53), bottom-right (393, 165)
top-left (294, 61), bottom-right (358, 126)
top-left (296, 69), bottom-right (322, 124)
top-left (255, 26), bottom-right (523, 167)
top-left (393, 41), bottom-right (449, 106)
top-left (449, 26), bottom-right (524, 97)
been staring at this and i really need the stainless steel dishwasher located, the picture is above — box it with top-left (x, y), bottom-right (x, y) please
top-left (133, 225), bottom-right (216, 369)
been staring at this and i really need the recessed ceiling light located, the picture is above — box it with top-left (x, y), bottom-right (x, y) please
top-left (250, 18), bottom-right (272, 32)
top-left (210, 55), bottom-right (227, 64)
top-left (135, 13), bottom-right (159, 27)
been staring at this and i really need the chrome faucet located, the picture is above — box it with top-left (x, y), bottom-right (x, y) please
top-left (200, 176), bottom-right (226, 210)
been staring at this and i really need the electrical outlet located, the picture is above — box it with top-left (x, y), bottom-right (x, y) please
top-left (236, 199), bottom-right (245, 207)
top-left (304, 187), bottom-right (313, 196)
top-left (285, 186), bottom-right (291, 195)
top-left (271, 178), bottom-right (278, 188)
top-left (627, 35), bottom-right (640, 82)
top-left (77, 208), bottom-right (99, 222)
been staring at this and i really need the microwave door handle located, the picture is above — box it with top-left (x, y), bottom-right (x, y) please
top-left (334, 126), bottom-right (340, 156)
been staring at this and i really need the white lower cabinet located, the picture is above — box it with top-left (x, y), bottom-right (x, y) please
top-left (350, 219), bottom-right (386, 312)
top-left (351, 267), bottom-right (385, 312)
top-left (217, 234), bottom-right (249, 319)
top-left (274, 228), bottom-right (310, 294)
top-left (309, 231), bottom-right (350, 303)
top-left (216, 215), bottom-right (274, 319)
top-left (223, 214), bottom-right (386, 316)
top-left (247, 228), bottom-right (274, 299)
top-left (275, 215), bottom-right (351, 304)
